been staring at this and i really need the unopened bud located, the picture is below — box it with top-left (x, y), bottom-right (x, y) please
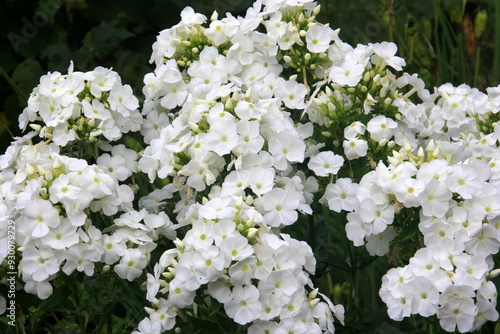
top-left (173, 238), bottom-right (184, 250)
top-left (247, 228), bottom-right (258, 239)
top-left (487, 269), bottom-right (500, 279)
top-left (29, 124), bottom-right (42, 132)
top-left (188, 121), bottom-right (199, 132)
top-left (211, 10), bottom-right (218, 21)
top-left (313, 5), bottom-right (321, 16)
top-left (363, 71), bottom-right (371, 82)
top-left (162, 271), bottom-right (174, 280)
top-left (308, 288), bottom-right (319, 300)
top-left (309, 298), bottom-right (320, 308)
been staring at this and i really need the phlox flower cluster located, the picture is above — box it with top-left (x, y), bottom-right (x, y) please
top-left (19, 64), bottom-right (143, 146)
top-left (0, 66), bottom-right (176, 300)
top-left (305, 22), bottom-right (500, 333)
top-left (135, 0), bottom-right (347, 332)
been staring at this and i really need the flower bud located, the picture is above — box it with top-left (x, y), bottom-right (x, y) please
top-left (173, 238), bottom-right (184, 250)
top-left (487, 269), bottom-right (500, 279)
top-left (29, 124), bottom-right (42, 132)
top-left (211, 10), bottom-right (218, 21)
top-left (247, 228), bottom-right (258, 239)
top-left (308, 288), bottom-right (319, 300)
top-left (309, 298), bottom-right (320, 308)
top-left (313, 5), bottom-right (321, 16)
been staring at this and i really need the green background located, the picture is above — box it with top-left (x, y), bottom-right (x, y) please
top-left (0, 0), bottom-right (499, 333)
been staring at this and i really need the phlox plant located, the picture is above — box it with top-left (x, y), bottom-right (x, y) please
top-left (1, 0), bottom-right (500, 333)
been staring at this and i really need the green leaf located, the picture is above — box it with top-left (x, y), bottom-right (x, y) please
top-left (0, 51), bottom-right (17, 73)
top-left (82, 23), bottom-right (134, 58)
top-left (376, 321), bottom-right (405, 334)
top-left (11, 58), bottom-right (44, 102)
top-left (390, 225), bottom-right (420, 245)
top-left (35, 0), bottom-right (63, 22)
top-left (29, 286), bottom-right (70, 329)
top-left (41, 43), bottom-right (72, 72)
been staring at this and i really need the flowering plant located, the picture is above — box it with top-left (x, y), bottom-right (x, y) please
top-left (1, 0), bottom-right (500, 333)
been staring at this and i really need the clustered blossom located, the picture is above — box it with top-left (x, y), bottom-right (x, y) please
top-left (1, 0), bottom-right (500, 333)
top-left (0, 66), bottom-right (175, 300)
top-left (0, 126), bottom-right (176, 300)
top-left (19, 64), bottom-right (143, 146)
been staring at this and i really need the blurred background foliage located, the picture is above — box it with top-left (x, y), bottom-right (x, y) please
top-left (1, 0), bottom-right (500, 333)
top-left (0, 0), bottom-right (497, 153)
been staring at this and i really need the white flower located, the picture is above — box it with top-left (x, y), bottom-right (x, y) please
top-left (224, 285), bottom-right (262, 325)
top-left (365, 226), bottom-right (396, 256)
top-left (62, 243), bottom-right (97, 276)
top-left (21, 246), bottom-right (61, 282)
top-left (268, 131), bottom-right (306, 170)
top-left (198, 197), bottom-right (237, 220)
top-left (219, 234), bottom-right (253, 265)
top-left (370, 41), bottom-right (406, 71)
top-left (204, 15), bottom-right (240, 46)
top-left (114, 248), bottom-right (148, 281)
top-left (306, 24), bottom-right (333, 53)
top-left (358, 199), bottom-right (395, 235)
top-left (204, 120), bottom-right (239, 156)
top-left (228, 257), bottom-right (257, 285)
top-left (322, 178), bottom-right (359, 213)
top-left (193, 245), bottom-right (225, 282)
top-left (132, 317), bottom-right (161, 334)
top-left (275, 80), bottom-right (308, 109)
top-left (261, 188), bottom-right (300, 227)
top-left (393, 177), bottom-right (425, 207)
top-left (258, 269), bottom-right (299, 301)
top-left (367, 115), bottom-right (398, 142)
top-left (418, 180), bottom-right (453, 218)
top-left (329, 61), bottom-right (365, 86)
top-left (345, 212), bottom-right (372, 246)
top-left (308, 151), bottom-right (344, 177)
top-left (343, 137), bottom-right (368, 160)
top-left (437, 291), bottom-right (477, 333)
top-left (407, 277), bottom-right (439, 317)
top-left (23, 199), bottom-right (61, 238)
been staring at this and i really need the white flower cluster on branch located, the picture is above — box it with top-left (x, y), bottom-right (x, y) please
top-left (1, 0), bottom-right (500, 333)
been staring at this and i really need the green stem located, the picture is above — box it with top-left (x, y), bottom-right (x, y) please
top-left (474, 47), bottom-right (481, 88)
top-left (0, 65), bottom-right (28, 105)
top-left (309, 214), bottom-right (316, 254)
